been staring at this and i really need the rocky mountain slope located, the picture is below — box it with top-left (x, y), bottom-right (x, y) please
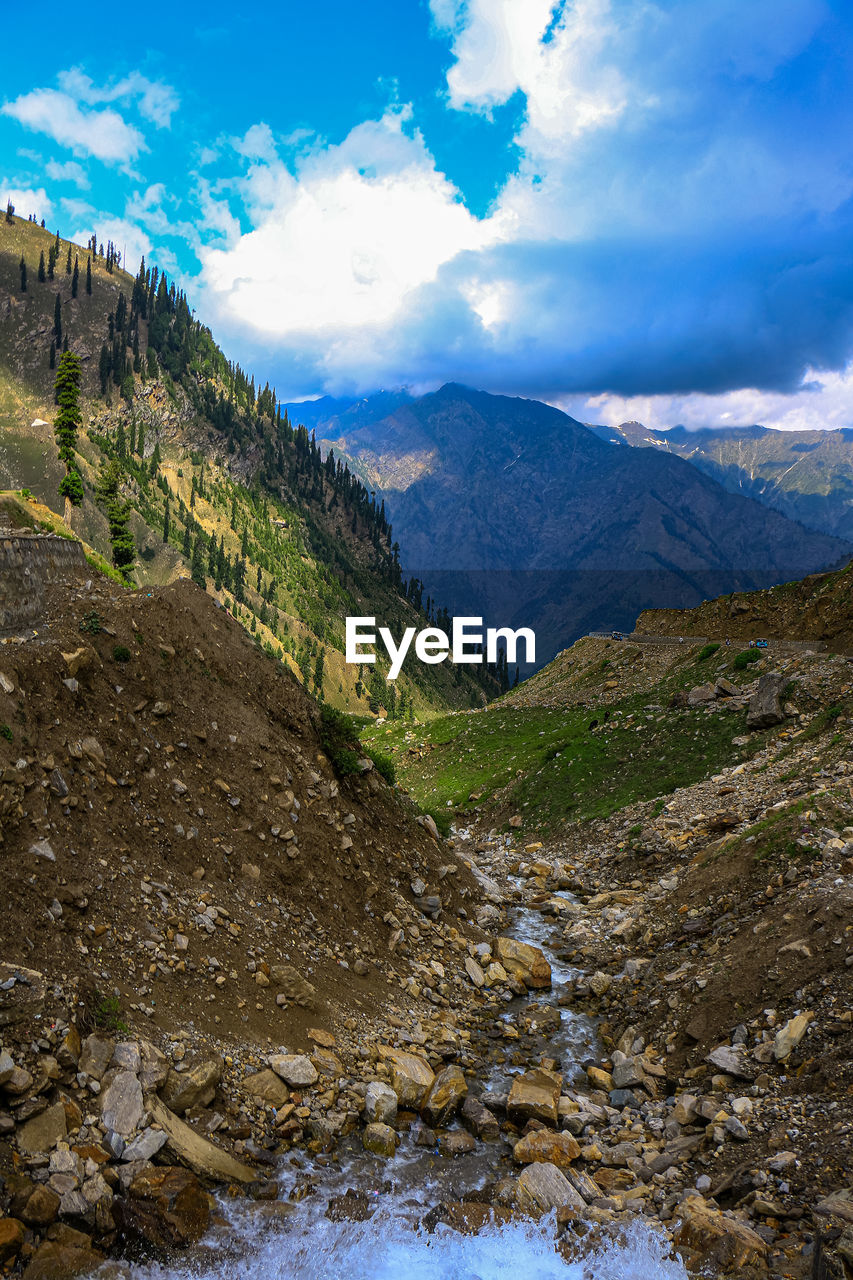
top-left (315, 384), bottom-right (851, 667)
top-left (360, 571), bottom-right (853, 1276)
top-left (589, 419), bottom-right (853, 542)
top-left (0, 214), bottom-right (497, 715)
top-left (635, 558), bottom-right (853, 652)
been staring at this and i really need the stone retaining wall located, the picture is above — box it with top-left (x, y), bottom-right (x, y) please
top-left (0, 533), bottom-right (87, 630)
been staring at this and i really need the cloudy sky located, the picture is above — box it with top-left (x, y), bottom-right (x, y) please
top-left (3, 0), bottom-right (853, 429)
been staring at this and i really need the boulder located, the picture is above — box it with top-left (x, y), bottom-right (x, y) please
top-left (464, 957), bottom-right (485, 988)
top-left (101, 1071), bottom-right (144, 1137)
top-left (460, 1096), bottom-right (500, 1142)
top-left (139, 1039), bottom-right (170, 1091)
top-left (268, 965), bottom-right (317, 1009)
top-left (56, 1026), bottom-right (82, 1070)
top-left (268, 1054), bottom-right (318, 1088)
top-left (439, 1130), bottom-right (477, 1157)
top-left (62, 647), bottom-right (99, 680)
top-left (362, 1123), bottom-right (397, 1158)
top-left (773, 1011), bottom-right (813, 1061)
top-left (112, 1041), bottom-right (141, 1073)
top-left (672, 1194), bottom-right (767, 1270)
top-left (78, 1033), bottom-right (115, 1081)
top-left (516, 1162), bottom-right (585, 1213)
top-left (421, 1065), bottom-right (468, 1128)
top-left (495, 937), bottom-right (551, 988)
top-left (513, 1129), bottom-right (581, 1168)
top-left (21, 1240), bottom-right (105, 1279)
top-left (17, 1102), bottom-right (68, 1155)
top-left (0, 1048), bottom-right (14, 1085)
top-left (746, 673), bottom-right (790, 730)
top-left (687, 683), bottom-right (716, 707)
top-left (364, 1082), bottom-right (397, 1125)
top-left (0, 1218), bottom-right (24, 1264)
top-left (114, 1166), bottom-right (210, 1253)
top-left (160, 1057), bottom-right (222, 1115)
top-left (241, 1069), bottom-right (290, 1106)
top-left (312, 1048), bottom-right (345, 1079)
top-left (146, 1094), bottom-right (256, 1183)
top-left (378, 1048), bottom-right (435, 1108)
top-left (507, 1068), bottom-right (562, 1126)
top-left (121, 1127), bottom-right (169, 1162)
top-left (21, 1186), bottom-right (61, 1227)
top-left (706, 1044), bottom-right (755, 1080)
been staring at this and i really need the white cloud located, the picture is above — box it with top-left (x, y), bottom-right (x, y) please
top-left (45, 158), bottom-right (90, 189)
top-left (71, 216), bottom-right (153, 275)
top-left (233, 123), bottom-right (278, 162)
top-left (568, 367), bottom-right (853, 433)
top-left (2, 89), bottom-right (145, 164)
top-left (58, 68), bottom-right (179, 128)
top-left (431, 0), bottom-right (629, 145)
top-left (197, 109), bottom-right (502, 343)
top-left (60, 196), bottom-right (96, 221)
top-left (1, 183), bottom-right (52, 220)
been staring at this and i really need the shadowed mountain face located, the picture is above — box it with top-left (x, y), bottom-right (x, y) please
top-left (588, 420), bottom-right (853, 542)
top-left (315, 385), bottom-right (851, 667)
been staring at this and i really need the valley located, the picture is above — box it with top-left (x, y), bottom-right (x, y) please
top-left (0, 536), bottom-right (851, 1277)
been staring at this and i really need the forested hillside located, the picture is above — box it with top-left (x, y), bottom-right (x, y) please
top-left (0, 210), bottom-right (500, 713)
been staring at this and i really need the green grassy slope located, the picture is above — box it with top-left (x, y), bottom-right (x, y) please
top-left (362, 637), bottom-right (781, 831)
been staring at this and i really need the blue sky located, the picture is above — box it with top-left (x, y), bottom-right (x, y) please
top-left (3, 0), bottom-right (853, 430)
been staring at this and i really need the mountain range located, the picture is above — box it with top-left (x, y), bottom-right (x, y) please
top-left (587, 420), bottom-right (853, 541)
top-left (293, 384), bottom-right (851, 667)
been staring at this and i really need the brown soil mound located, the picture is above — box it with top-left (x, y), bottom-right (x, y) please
top-left (0, 574), bottom-right (477, 1054)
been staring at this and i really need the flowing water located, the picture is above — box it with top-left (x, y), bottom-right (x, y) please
top-left (107, 864), bottom-right (689, 1278)
top-left (114, 1198), bottom-right (688, 1279)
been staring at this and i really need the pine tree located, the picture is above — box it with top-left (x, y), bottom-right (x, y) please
top-left (98, 344), bottom-right (110, 395)
top-left (53, 294), bottom-right (62, 345)
top-left (96, 460), bottom-right (135, 576)
top-left (4, 200), bottom-right (13, 224)
top-left (115, 419), bottom-right (126, 458)
top-left (71, 255), bottom-right (79, 298)
top-left (85, 256), bottom-right (92, 295)
top-left (182, 522), bottom-right (192, 556)
top-left (38, 251), bottom-right (45, 283)
top-left (49, 340), bottom-right (55, 369)
top-left (54, 351), bottom-right (84, 508)
top-left (191, 535), bottom-right (206, 588)
top-left (19, 255), bottom-right (26, 292)
top-left (65, 245), bottom-right (72, 274)
top-left (162, 497), bottom-right (171, 542)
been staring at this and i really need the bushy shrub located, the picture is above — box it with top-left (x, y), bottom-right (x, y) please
top-left (112, 645), bottom-right (131, 663)
top-left (733, 649), bottom-right (762, 670)
top-left (697, 642), bottom-right (720, 661)
top-left (367, 749), bottom-right (396, 786)
top-left (320, 705), bottom-right (361, 777)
